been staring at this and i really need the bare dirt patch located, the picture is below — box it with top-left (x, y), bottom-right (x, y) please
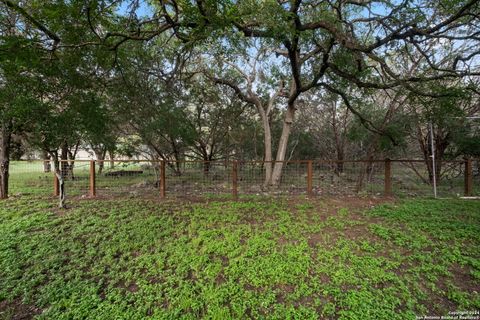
top-left (450, 263), bottom-right (479, 293)
top-left (0, 299), bottom-right (42, 320)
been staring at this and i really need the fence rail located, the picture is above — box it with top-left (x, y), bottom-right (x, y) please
top-left (7, 159), bottom-right (479, 200)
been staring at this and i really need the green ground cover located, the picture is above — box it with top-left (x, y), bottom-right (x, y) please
top-left (0, 196), bottom-right (479, 319)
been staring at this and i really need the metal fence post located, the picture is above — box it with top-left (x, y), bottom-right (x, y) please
top-left (232, 161), bottom-right (238, 200)
top-left (384, 158), bottom-right (392, 197)
top-left (160, 161), bottom-right (166, 199)
top-left (465, 158), bottom-right (473, 196)
top-left (307, 160), bottom-right (313, 196)
top-left (89, 160), bottom-right (96, 197)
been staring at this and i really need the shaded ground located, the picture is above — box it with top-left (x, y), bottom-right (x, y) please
top-left (0, 196), bottom-right (479, 319)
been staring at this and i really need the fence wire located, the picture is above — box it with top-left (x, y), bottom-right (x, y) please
top-left (166, 161), bottom-right (231, 198)
top-left (96, 160), bottom-right (158, 197)
top-left (474, 159), bottom-right (480, 196)
top-left (6, 159), bottom-right (479, 200)
top-left (393, 161), bottom-right (434, 197)
top-left (238, 161), bottom-right (308, 195)
top-left (312, 161), bottom-right (385, 196)
top-left (392, 160), bottom-right (471, 198)
top-left (59, 160), bottom-right (90, 197)
top-left (9, 161), bottom-right (52, 196)
top-left (437, 160), bottom-right (468, 198)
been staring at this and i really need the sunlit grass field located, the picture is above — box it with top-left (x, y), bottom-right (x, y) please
top-left (1, 194), bottom-right (479, 319)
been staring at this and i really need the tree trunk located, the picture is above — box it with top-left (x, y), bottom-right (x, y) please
top-left (0, 122), bottom-right (12, 199)
top-left (108, 150), bottom-right (115, 169)
top-left (51, 154), bottom-right (66, 209)
top-left (270, 104), bottom-right (296, 187)
top-left (98, 160), bottom-right (104, 175)
top-left (42, 150), bottom-right (51, 173)
top-left (332, 101), bottom-right (345, 174)
top-left (60, 143), bottom-right (70, 180)
top-left (203, 161), bottom-right (210, 175)
top-left (56, 170), bottom-right (66, 208)
top-left (199, 145), bottom-right (211, 176)
top-left (166, 161), bottom-right (182, 176)
top-left (355, 144), bottom-right (377, 193)
top-left (336, 150), bottom-right (344, 174)
top-left (261, 113), bottom-right (273, 188)
top-left (66, 151), bottom-right (75, 180)
top-left (423, 129), bottom-right (448, 185)
top-left (93, 146), bottom-right (106, 175)
top-left (171, 137), bottom-right (183, 175)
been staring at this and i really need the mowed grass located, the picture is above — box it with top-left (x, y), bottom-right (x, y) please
top-left (0, 196), bottom-right (479, 319)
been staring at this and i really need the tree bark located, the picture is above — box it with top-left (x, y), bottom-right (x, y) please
top-left (60, 142), bottom-right (71, 180)
top-left (0, 121), bottom-right (12, 199)
top-left (212, 75), bottom-right (283, 188)
top-left (51, 153), bottom-right (66, 209)
top-left (203, 160), bottom-right (211, 175)
top-left (331, 101), bottom-right (346, 173)
top-left (42, 150), bottom-right (51, 173)
top-left (108, 149), bottom-right (115, 169)
top-left (270, 103), bottom-right (296, 187)
top-left (259, 109), bottom-right (273, 188)
top-left (54, 158), bottom-right (67, 209)
top-left (420, 126), bottom-right (448, 185)
top-left (201, 148), bottom-right (212, 175)
top-left (336, 149), bottom-right (345, 174)
top-left (66, 142), bottom-right (79, 180)
top-left (169, 138), bottom-right (183, 176)
top-left (93, 146), bottom-right (106, 175)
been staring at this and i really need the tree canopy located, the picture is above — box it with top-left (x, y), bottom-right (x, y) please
top-left (1, 0), bottom-right (479, 199)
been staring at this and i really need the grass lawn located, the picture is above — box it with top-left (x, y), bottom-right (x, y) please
top-left (0, 196), bottom-right (479, 319)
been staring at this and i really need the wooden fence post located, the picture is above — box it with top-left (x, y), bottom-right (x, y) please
top-left (464, 158), bottom-right (473, 197)
top-left (384, 158), bottom-right (392, 197)
top-left (160, 161), bottom-right (166, 199)
top-left (307, 160), bottom-right (313, 196)
top-left (89, 160), bottom-right (96, 197)
top-left (54, 174), bottom-right (59, 196)
top-left (232, 161), bottom-right (238, 200)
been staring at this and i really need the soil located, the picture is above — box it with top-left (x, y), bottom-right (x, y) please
top-left (0, 299), bottom-right (42, 320)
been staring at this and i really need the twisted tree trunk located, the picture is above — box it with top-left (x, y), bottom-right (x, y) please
top-left (60, 143), bottom-right (70, 179)
top-left (93, 146), bottom-right (106, 175)
top-left (50, 152), bottom-right (66, 208)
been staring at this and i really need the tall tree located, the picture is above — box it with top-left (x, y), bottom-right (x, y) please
top-left (183, 76), bottom-right (247, 172)
top-left (110, 39), bottom-right (195, 174)
top-left (201, 41), bottom-right (286, 186)
top-left (157, 0), bottom-right (480, 185)
top-left (0, 3), bottom-right (47, 198)
top-left (0, 0), bottom-right (118, 204)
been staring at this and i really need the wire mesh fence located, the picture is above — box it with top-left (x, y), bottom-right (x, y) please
top-left (61, 160), bottom-right (91, 197)
top-left (391, 160), bottom-right (474, 198)
top-left (9, 161), bottom-right (52, 196)
top-left (437, 160), bottom-right (469, 198)
top-left (165, 161), bottom-right (231, 198)
top-left (6, 158), bottom-right (479, 200)
top-left (312, 160), bottom-right (385, 196)
top-left (392, 160), bottom-right (434, 197)
top-left (238, 161), bottom-right (308, 195)
top-left (96, 160), bottom-right (159, 197)
top-left (474, 159), bottom-right (480, 196)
